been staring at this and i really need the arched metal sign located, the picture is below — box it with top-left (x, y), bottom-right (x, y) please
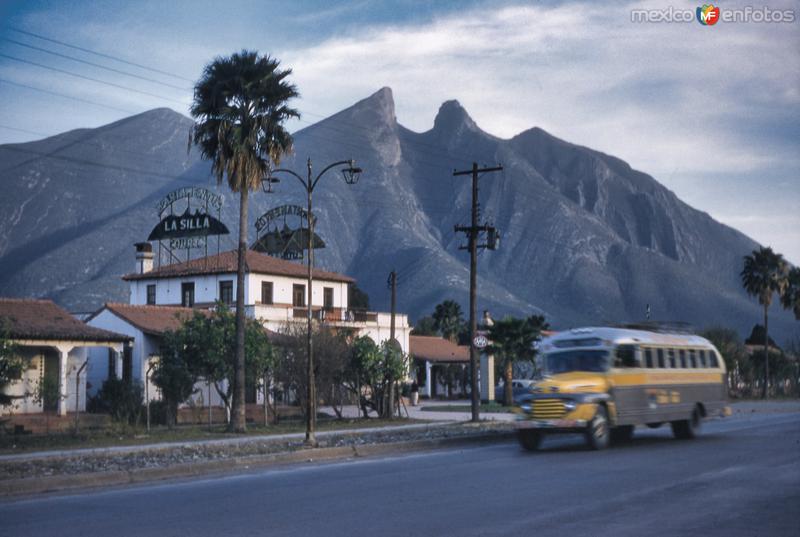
top-left (148, 187), bottom-right (229, 266)
top-left (251, 204), bottom-right (325, 260)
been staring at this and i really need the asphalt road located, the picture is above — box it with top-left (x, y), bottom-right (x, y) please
top-left (1, 410), bottom-right (798, 537)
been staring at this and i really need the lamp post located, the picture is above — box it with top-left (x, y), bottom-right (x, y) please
top-left (262, 157), bottom-right (361, 446)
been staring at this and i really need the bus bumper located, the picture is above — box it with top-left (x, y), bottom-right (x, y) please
top-left (516, 418), bottom-right (588, 430)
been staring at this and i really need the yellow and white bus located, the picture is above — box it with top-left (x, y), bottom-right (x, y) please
top-left (516, 326), bottom-right (730, 451)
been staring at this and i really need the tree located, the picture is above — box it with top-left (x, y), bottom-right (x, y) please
top-left (153, 330), bottom-right (198, 428)
top-left (161, 305), bottom-right (275, 425)
top-left (701, 327), bottom-right (749, 396)
top-left (432, 300), bottom-right (465, 343)
top-left (348, 284), bottom-right (370, 310)
top-left (781, 267), bottom-right (800, 320)
top-left (741, 247), bottom-right (789, 398)
top-left (411, 316), bottom-right (437, 336)
top-left (0, 329), bottom-right (23, 408)
top-left (488, 315), bottom-right (548, 407)
top-left (190, 50), bottom-right (299, 432)
top-left (343, 336), bottom-right (404, 418)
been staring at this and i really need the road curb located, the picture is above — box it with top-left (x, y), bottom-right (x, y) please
top-left (0, 430), bottom-right (514, 498)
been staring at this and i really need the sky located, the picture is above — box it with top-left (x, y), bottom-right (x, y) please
top-left (1, 0), bottom-right (798, 263)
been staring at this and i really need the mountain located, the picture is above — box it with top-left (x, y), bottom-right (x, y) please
top-left (0, 89), bottom-right (796, 341)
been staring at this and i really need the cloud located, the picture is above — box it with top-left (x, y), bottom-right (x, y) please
top-left (1, 0), bottom-right (797, 261)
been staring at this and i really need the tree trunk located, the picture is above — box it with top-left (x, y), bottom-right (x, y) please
top-left (230, 187), bottom-right (249, 432)
top-left (763, 304), bottom-right (769, 400)
top-left (504, 360), bottom-right (513, 407)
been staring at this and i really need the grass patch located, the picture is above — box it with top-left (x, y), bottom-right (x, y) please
top-left (0, 417), bottom-right (431, 455)
top-left (420, 403), bottom-right (514, 414)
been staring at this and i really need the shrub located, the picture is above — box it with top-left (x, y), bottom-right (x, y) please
top-left (93, 378), bottom-right (143, 424)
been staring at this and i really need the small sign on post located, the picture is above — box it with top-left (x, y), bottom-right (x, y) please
top-left (473, 334), bottom-right (489, 349)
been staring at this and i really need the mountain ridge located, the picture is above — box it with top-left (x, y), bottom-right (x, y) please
top-left (0, 87), bottom-right (795, 340)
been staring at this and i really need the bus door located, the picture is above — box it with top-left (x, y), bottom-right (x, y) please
top-left (610, 344), bottom-right (646, 426)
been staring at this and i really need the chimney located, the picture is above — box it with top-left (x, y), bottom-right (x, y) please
top-left (135, 242), bottom-right (153, 274)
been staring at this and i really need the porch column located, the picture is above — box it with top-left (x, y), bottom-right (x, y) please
top-left (57, 347), bottom-right (69, 416)
top-left (425, 360), bottom-right (432, 398)
top-left (115, 351), bottom-right (123, 381)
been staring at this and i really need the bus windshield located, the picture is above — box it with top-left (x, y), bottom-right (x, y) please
top-left (544, 350), bottom-right (610, 374)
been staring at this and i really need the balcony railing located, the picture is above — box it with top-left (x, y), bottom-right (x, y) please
top-left (290, 307), bottom-right (378, 323)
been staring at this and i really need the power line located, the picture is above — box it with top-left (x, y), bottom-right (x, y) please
top-left (0, 124), bottom-right (50, 137)
top-left (0, 78), bottom-right (138, 114)
top-left (2, 38), bottom-right (191, 91)
top-left (7, 27), bottom-right (195, 83)
top-left (0, 53), bottom-right (189, 105)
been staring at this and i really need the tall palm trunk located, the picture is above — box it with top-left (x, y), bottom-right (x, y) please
top-left (763, 304), bottom-right (769, 400)
top-left (504, 360), bottom-right (513, 407)
top-left (231, 187), bottom-right (249, 432)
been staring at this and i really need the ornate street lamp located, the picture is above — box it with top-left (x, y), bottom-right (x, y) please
top-left (262, 157), bottom-right (361, 446)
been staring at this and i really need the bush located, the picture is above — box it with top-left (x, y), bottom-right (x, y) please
top-left (144, 399), bottom-right (168, 426)
top-left (91, 378), bottom-right (143, 425)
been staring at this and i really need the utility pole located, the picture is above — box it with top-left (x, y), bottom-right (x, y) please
top-left (454, 162), bottom-right (503, 422)
top-left (388, 269), bottom-right (397, 418)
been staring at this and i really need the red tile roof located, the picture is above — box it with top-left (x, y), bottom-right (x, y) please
top-left (409, 335), bottom-right (469, 362)
top-left (0, 298), bottom-right (130, 342)
top-left (123, 250), bottom-right (354, 283)
top-left (95, 303), bottom-right (287, 344)
top-left (97, 303), bottom-right (209, 336)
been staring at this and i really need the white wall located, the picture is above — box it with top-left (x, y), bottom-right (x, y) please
top-left (130, 273), bottom-right (236, 306)
top-left (131, 272), bottom-right (349, 310)
top-left (1, 346), bottom-right (88, 415)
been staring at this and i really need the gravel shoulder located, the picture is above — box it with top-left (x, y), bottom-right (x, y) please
top-left (0, 421), bottom-right (514, 497)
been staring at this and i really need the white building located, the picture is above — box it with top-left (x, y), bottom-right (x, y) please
top-left (0, 298), bottom-right (128, 418)
top-left (121, 245), bottom-right (409, 352)
top-left (84, 246), bottom-right (410, 416)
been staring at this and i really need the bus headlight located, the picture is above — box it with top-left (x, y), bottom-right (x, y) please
top-left (520, 403), bottom-right (532, 413)
top-left (563, 400), bottom-right (576, 412)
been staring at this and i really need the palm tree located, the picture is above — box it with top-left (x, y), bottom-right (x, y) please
top-left (488, 315), bottom-right (548, 406)
top-left (432, 300), bottom-right (465, 343)
top-left (781, 267), bottom-right (800, 320)
top-left (741, 247), bottom-right (789, 399)
top-left (190, 50), bottom-right (299, 432)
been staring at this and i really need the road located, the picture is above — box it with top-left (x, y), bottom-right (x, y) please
top-left (1, 410), bottom-right (798, 537)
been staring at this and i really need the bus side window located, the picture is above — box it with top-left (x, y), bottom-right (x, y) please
top-left (679, 349), bottom-right (687, 368)
top-left (689, 349), bottom-right (697, 368)
top-left (615, 345), bottom-right (638, 368)
top-left (699, 350), bottom-right (707, 367)
top-left (657, 348), bottom-right (665, 368)
top-left (709, 351), bottom-right (719, 368)
top-left (644, 348), bottom-right (654, 368)
top-left (668, 349), bottom-right (676, 368)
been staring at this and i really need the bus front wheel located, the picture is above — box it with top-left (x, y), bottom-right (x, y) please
top-left (671, 407), bottom-right (701, 439)
top-left (586, 405), bottom-right (610, 450)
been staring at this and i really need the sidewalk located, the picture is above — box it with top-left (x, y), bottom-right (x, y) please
top-left (320, 399), bottom-right (517, 423)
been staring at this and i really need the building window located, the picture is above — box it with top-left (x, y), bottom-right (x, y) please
top-left (219, 280), bottom-right (233, 305)
top-left (323, 287), bottom-right (334, 310)
top-left (181, 282), bottom-right (195, 307)
top-left (293, 284), bottom-right (305, 307)
top-left (261, 281), bottom-right (274, 305)
top-left (146, 284), bottom-right (156, 305)
top-left (122, 344), bottom-right (133, 384)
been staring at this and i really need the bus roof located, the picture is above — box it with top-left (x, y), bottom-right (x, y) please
top-left (543, 326), bottom-right (715, 349)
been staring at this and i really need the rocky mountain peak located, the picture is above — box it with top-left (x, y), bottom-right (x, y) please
top-left (332, 86), bottom-right (396, 127)
top-left (432, 99), bottom-right (478, 134)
